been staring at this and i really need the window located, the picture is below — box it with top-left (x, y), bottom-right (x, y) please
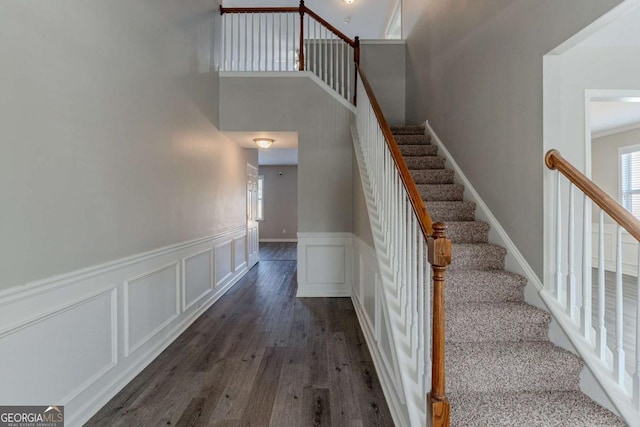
top-left (257, 176), bottom-right (264, 220)
top-left (620, 145), bottom-right (640, 219)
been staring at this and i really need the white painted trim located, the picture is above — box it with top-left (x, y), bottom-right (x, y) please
top-left (425, 121), bottom-right (546, 309)
top-left (0, 226), bottom-right (251, 427)
top-left (592, 121), bottom-right (640, 139)
top-left (540, 291), bottom-right (639, 425)
top-left (181, 248), bottom-right (215, 312)
top-left (259, 238), bottom-right (298, 242)
top-left (296, 232), bottom-right (353, 297)
top-left (219, 71), bottom-right (356, 113)
top-left (123, 262), bottom-right (181, 358)
top-left (0, 225), bottom-right (246, 305)
top-left (351, 235), bottom-right (410, 427)
top-left (547, 0), bottom-right (640, 55)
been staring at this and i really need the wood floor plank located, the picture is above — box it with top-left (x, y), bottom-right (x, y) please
top-left (87, 243), bottom-right (393, 427)
top-left (302, 388), bottom-right (332, 427)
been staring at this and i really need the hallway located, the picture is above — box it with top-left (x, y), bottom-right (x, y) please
top-left (88, 243), bottom-right (393, 426)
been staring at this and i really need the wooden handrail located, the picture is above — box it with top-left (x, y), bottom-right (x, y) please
top-left (303, 7), bottom-right (357, 47)
top-left (546, 149), bottom-right (640, 241)
top-left (358, 64), bottom-right (451, 427)
top-left (356, 64), bottom-right (434, 238)
top-left (220, 6), bottom-right (300, 14)
top-left (220, 4), bottom-right (356, 47)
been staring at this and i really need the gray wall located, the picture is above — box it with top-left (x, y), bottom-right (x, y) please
top-left (0, 1), bottom-right (252, 291)
top-left (403, 0), bottom-right (623, 278)
top-left (360, 41), bottom-right (406, 126)
top-left (259, 166), bottom-right (298, 240)
top-left (219, 76), bottom-right (354, 234)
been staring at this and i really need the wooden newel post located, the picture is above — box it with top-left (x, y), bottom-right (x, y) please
top-left (299, 0), bottom-right (305, 71)
top-left (427, 222), bottom-right (451, 427)
top-left (354, 36), bottom-right (360, 106)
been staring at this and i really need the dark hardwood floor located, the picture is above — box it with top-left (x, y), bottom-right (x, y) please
top-left (87, 243), bottom-right (393, 426)
top-left (258, 242), bottom-right (297, 261)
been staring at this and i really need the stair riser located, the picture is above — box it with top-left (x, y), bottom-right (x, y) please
top-left (446, 344), bottom-right (582, 394)
top-left (394, 135), bottom-right (431, 144)
top-left (445, 305), bottom-right (550, 342)
top-left (450, 246), bottom-right (506, 270)
top-left (411, 170), bottom-right (455, 184)
top-left (418, 185), bottom-right (465, 202)
top-left (406, 156), bottom-right (446, 170)
top-left (425, 203), bottom-right (476, 221)
top-left (445, 272), bottom-right (526, 303)
top-left (445, 222), bottom-right (489, 243)
top-left (399, 145), bottom-right (438, 156)
top-left (391, 126), bottom-right (426, 136)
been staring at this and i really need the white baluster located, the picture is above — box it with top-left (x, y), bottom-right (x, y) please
top-left (581, 195), bottom-right (592, 341)
top-left (250, 14), bottom-right (254, 70)
top-left (634, 244), bottom-right (640, 409)
top-left (279, 14), bottom-right (283, 71)
top-left (222, 14), bottom-right (227, 71)
top-left (285, 13), bottom-right (289, 71)
top-left (330, 35), bottom-right (334, 89)
top-left (258, 14), bottom-right (262, 71)
top-left (235, 14), bottom-right (240, 71)
top-left (271, 14), bottom-right (275, 71)
top-left (324, 26), bottom-right (328, 83)
top-left (614, 225), bottom-right (626, 385)
top-left (341, 41), bottom-right (345, 98)
top-left (597, 209), bottom-right (607, 361)
top-left (244, 14), bottom-right (248, 71)
top-left (347, 45), bottom-right (352, 102)
top-left (555, 172), bottom-right (564, 300)
top-left (567, 183), bottom-right (576, 319)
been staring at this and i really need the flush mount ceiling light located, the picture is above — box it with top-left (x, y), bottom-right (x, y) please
top-left (343, 0), bottom-right (356, 4)
top-left (254, 138), bottom-right (274, 149)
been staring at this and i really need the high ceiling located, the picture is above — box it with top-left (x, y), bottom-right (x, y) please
top-left (223, 0), bottom-right (397, 39)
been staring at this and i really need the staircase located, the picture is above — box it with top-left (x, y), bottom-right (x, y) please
top-left (392, 125), bottom-right (627, 426)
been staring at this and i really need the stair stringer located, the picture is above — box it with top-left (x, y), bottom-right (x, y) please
top-left (351, 125), bottom-right (429, 427)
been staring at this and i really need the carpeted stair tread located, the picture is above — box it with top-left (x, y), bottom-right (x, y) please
top-left (447, 341), bottom-right (582, 394)
top-left (444, 221), bottom-right (490, 243)
top-left (411, 169), bottom-right (455, 184)
top-left (394, 134), bottom-right (431, 145)
top-left (417, 184), bottom-right (465, 201)
top-left (405, 156), bottom-right (446, 169)
top-left (448, 391), bottom-right (627, 427)
top-left (390, 125), bottom-right (425, 135)
top-left (399, 144), bottom-right (438, 156)
top-left (425, 200), bottom-right (476, 221)
top-left (446, 302), bottom-right (550, 343)
top-left (450, 243), bottom-right (506, 270)
top-left (446, 270), bottom-right (527, 303)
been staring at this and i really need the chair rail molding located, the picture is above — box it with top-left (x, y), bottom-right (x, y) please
top-left (0, 226), bottom-right (251, 427)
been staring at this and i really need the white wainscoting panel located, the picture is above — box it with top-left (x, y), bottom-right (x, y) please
top-left (215, 240), bottom-right (234, 287)
top-left (0, 289), bottom-right (116, 405)
top-left (351, 236), bottom-right (408, 426)
top-left (0, 226), bottom-right (249, 427)
top-left (592, 222), bottom-right (639, 276)
top-left (296, 233), bottom-right (353, 297)
top-left (183, 249), bottom-right (214, 311)
top-left (234, 236), bottom-right (247, 272)
top-left (124, 263), bottom-right (180, 357)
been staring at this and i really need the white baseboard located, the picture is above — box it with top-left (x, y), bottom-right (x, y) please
top-left (351, 236), bottom-right (410, 427)
top-left (0, 226), bottom-right (251, 427)
top-left (259, 238), bottom-right (298, 243)
top-left (296, 232), bottom-right (353, 297)
top-left (425, 121), bottom-right (546, 310)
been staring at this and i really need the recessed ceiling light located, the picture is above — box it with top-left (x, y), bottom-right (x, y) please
top-left (254, 138), bottom-right (274, 149)
top-left (343, 0), bottom-right (356, 4)
top-left (344, 16), bottom-right (351, 23)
